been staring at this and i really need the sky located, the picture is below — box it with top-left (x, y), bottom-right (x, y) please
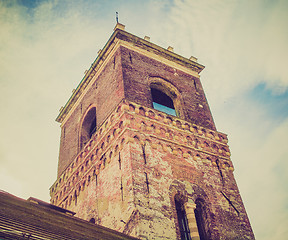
top-left (0, 0), bottom-right (287, 239)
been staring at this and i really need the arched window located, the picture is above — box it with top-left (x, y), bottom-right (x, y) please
top-left (80, 107), bottom-right (96, 149)
top-left (175, 198), bottom-right (191, 240)
top-left (194, 199), bottom-right (208, 240)
top-left (89, 218), bottom-right (96, 224)
top-left (151, 88), bottom-right (176, 116)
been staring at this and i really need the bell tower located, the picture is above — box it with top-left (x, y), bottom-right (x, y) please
top-left (50, 23), bottom-right (255, 240)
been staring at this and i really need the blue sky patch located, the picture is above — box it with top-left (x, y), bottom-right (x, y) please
top-left (248, 82), bottom-right (288, 122)
top-left (17, 0), bottom-right (45, 9)
top-left (153, 102), bottom-right (176, 116)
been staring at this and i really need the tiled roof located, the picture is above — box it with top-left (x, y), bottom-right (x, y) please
top-left (0, 191), bottom-right (138, 240)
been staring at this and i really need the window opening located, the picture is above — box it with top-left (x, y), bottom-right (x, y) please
top-left (151, 88), bottom-right (176, 116)
top-left (194, 199), bottom-right (208, 240)
top-left (89, 117), bottom-right (96, 138)
top-left (175, 198), bottom-right (191, 240)
top-left (80, 107), bottom-right (96, 149)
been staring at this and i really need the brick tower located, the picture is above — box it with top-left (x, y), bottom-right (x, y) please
top-left (50, 23), bottom-right (255, 240)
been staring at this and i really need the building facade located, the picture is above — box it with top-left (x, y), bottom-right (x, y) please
top-left (50, 23), bottom-right (255, 240)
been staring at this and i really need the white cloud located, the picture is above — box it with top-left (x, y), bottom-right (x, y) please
top-left (212, 89), bottom-right (288, 239)
top-left (151, 0), bottom-right (288, 105)
top-left (234, 118), bottom-right (288, 239)
top-left (0, 0), bottom-right (112, 201)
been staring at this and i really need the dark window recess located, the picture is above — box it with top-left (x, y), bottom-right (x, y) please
top-left (89, 218), bottom-right (95, 224)
top-left (80, 107), bottom-right (96, 149)
top-left (151, 88), bottom-right (176, 116)
top-left (89, 117), bottom-right (96, 138)
top-left (175, 199), bottom-right (191, 240)
top-left (194, 200), bottom-right (208, 240)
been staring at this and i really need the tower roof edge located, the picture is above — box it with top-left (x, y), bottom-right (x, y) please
top-left (56, 26), bottom-right (205, 123)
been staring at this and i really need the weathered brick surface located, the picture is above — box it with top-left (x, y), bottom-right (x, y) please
top-left (120, 46), bottom-right (215, 131)
top-left (57, 48), bottom-right (125, 177)
top-left (53, 28), bottom-right (254, 239)
top-left (58, 45), bottom-right (215, 178)
top-left (51, 101), bottom-right (254, 239)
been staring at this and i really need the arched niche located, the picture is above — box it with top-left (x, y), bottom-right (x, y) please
top-left (79, 106), bottom-right (96, 150)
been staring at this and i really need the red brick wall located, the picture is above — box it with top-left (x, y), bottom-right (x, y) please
top-left (120, 46), bottom-right (216, 130)
top-left (53, 43), bottom-right (254, 239)
top-left (58, 46), bottom-right (216, 177)
top-left (51, 103), bottom-right (254, 239)
top-left (57, 48), bottom-right (125, 177)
